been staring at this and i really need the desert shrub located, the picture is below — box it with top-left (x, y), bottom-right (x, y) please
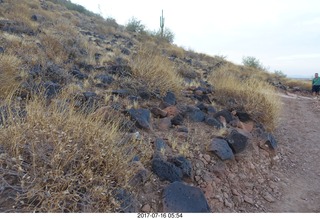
top-left (130, 44), bottom-right (183, 96)
top-left (274, 70), bottom-right (287, 78)
top-left (209, 69), bottom-right (281, 131)
top-left (105, 17), bottom-right (119, 29)
top-left (242, 56), bottom-right (267, 71)
top-left (125, 17), bottom-right (145, 33)
top-left (0, 95), bottom-right (141, 212)
top-left (151, 28), bottom-right (175, 43)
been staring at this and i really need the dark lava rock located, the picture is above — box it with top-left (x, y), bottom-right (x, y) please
top-left (94, 74), bottom-right (114, 84)
top-left (152, 158), bottom-right (183, 182)
top-left (71, 69), bottom-right (88, 80)
top-left (207, 106), bottom-right (217, 115)
top-left (162, 182), bottom-right (211, 212)
top-left (112, 89), bottom-right (130, 97)
top-left (163, 91), bottom-right (176, 106)
top-left (154, 138), bottom-right (168, 151)
top-left (43, 81), bottom-right (61, 99)
top-left (184, 106), bottom-right (205, 122)
top-left (214, 109), bottom-right (233, 123)
top-left (107, 65), bottom-right (132, 77)
top-left (176, 126), bottom-right (188, 133)
top-left (138, 90), bottom-right (151, 100)
top-left (171, 114), bottom-right (184, 126)
top-left (169, 156), bottom-right (192, 178)
top-left (128, 108), bottom-right (151, 130)
top-left (208, 138), bottom-right (234, 160)
top-left (205, 117), bottom-right (223, 129)
top-left (121, 47), bottom-right (131, 55)
top-left (236, 111), bottom-right (252, 122)
top-left (31, 14), bottom-right (45, 22)
top-left (78, 62), bottom-right (94, 72)
top-left (226, 130), bottom-right (248, 154)
top-left (262, 133), bottom-right (277, 149)
top-left (113, 188), bottom-right (137, 212)
top-left (29, 64), bottom-right (42, 77)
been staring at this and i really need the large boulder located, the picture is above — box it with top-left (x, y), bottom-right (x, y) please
top-left (152, 158), bottom-right (183, 182)
top-left (208, 138), bottom-right (234, 160)
top-left (226, 130), bottom-right (248, 154)
top-left (162, 182), bottom-right (211, 212)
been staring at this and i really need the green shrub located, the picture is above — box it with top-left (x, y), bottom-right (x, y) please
top-left (125, 17), bottom-right (145, 33)
top-left (242, 56), bottom-right (267, 71)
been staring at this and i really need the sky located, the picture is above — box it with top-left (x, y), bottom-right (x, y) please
top-left (70, 0), bottom-right (320, 78)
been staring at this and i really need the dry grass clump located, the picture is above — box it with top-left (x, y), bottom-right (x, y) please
top-left (0, 95), bottom-right (140, 212)
top-left (283, 78), bottom-right (312, 91)
top-left (209, 70), bottom-right (281, 131)
top-left (130, 44), bottom-right (184, 96)
top-left (0, 54), bottom-right (24, 99)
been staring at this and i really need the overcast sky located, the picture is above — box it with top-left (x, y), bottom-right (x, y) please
top-left (71, 0), bottom-right (320, 78)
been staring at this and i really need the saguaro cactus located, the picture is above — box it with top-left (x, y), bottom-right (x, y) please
top-left (160, 9), bottom-right (165, 37)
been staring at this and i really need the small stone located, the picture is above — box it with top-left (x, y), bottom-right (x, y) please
top-left (203, 154), bottom-right (211, 162)
top-left (231, 188), bottom-right (240, 196)
top-left (141, 204), bottom-right (151, 212)
top-left (224, 199), bottom-right (233, 208)
top-left (196, 169), bottom-right (202, 176)
top-left (195, 176), bottom-right (201, 182)
top-left (151, 107), bottom-right (167, 118)
top-left (244, 195), bottom-right (254, 205)
top-left (203, 183), bottom-right (214, 198)
top-left (163, 106), bottom-right (180, 117)
top-left (263, 192), bottom-right (275, 203)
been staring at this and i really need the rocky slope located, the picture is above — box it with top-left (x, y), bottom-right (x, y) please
top-left (0, 0), bottom-right (286, 213)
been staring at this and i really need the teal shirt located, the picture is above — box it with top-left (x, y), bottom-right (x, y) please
top-left (312, 77), bottom-right (320, 85)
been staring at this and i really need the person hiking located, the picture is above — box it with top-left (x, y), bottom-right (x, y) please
top-left (312, 73), bottom-right (320, 96)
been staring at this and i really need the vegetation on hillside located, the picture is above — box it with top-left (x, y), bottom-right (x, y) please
top-left (0, 0), bottom-right (313, 213)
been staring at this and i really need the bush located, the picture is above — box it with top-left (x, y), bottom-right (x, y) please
top-left (242, 56), bottom-right (267, 71)
top-left (130, 44), bottom-right (183, 95)
top-left (151, 28), bottom-right (175, 43)
top-left (0, 95), bottom-right (140, 212)
top-left (125, 17), bottom-right (145, 33)
top-left (274, 70), bottom-right (287, 78)
top-left (208, 69), bottom-right (281, 131)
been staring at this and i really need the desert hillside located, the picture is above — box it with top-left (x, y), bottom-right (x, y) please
top-left (0, 0), bottom-right (316, 213)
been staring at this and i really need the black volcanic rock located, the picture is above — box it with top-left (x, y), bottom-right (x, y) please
top-left (162, 182), bottom-right (211, 212)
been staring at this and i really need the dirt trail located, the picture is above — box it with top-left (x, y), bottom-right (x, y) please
top-left (268, 94), bottom-right (320, 212)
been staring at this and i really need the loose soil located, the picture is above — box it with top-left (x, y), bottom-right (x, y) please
top-left (266, 93), bottom-right (320, 212)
